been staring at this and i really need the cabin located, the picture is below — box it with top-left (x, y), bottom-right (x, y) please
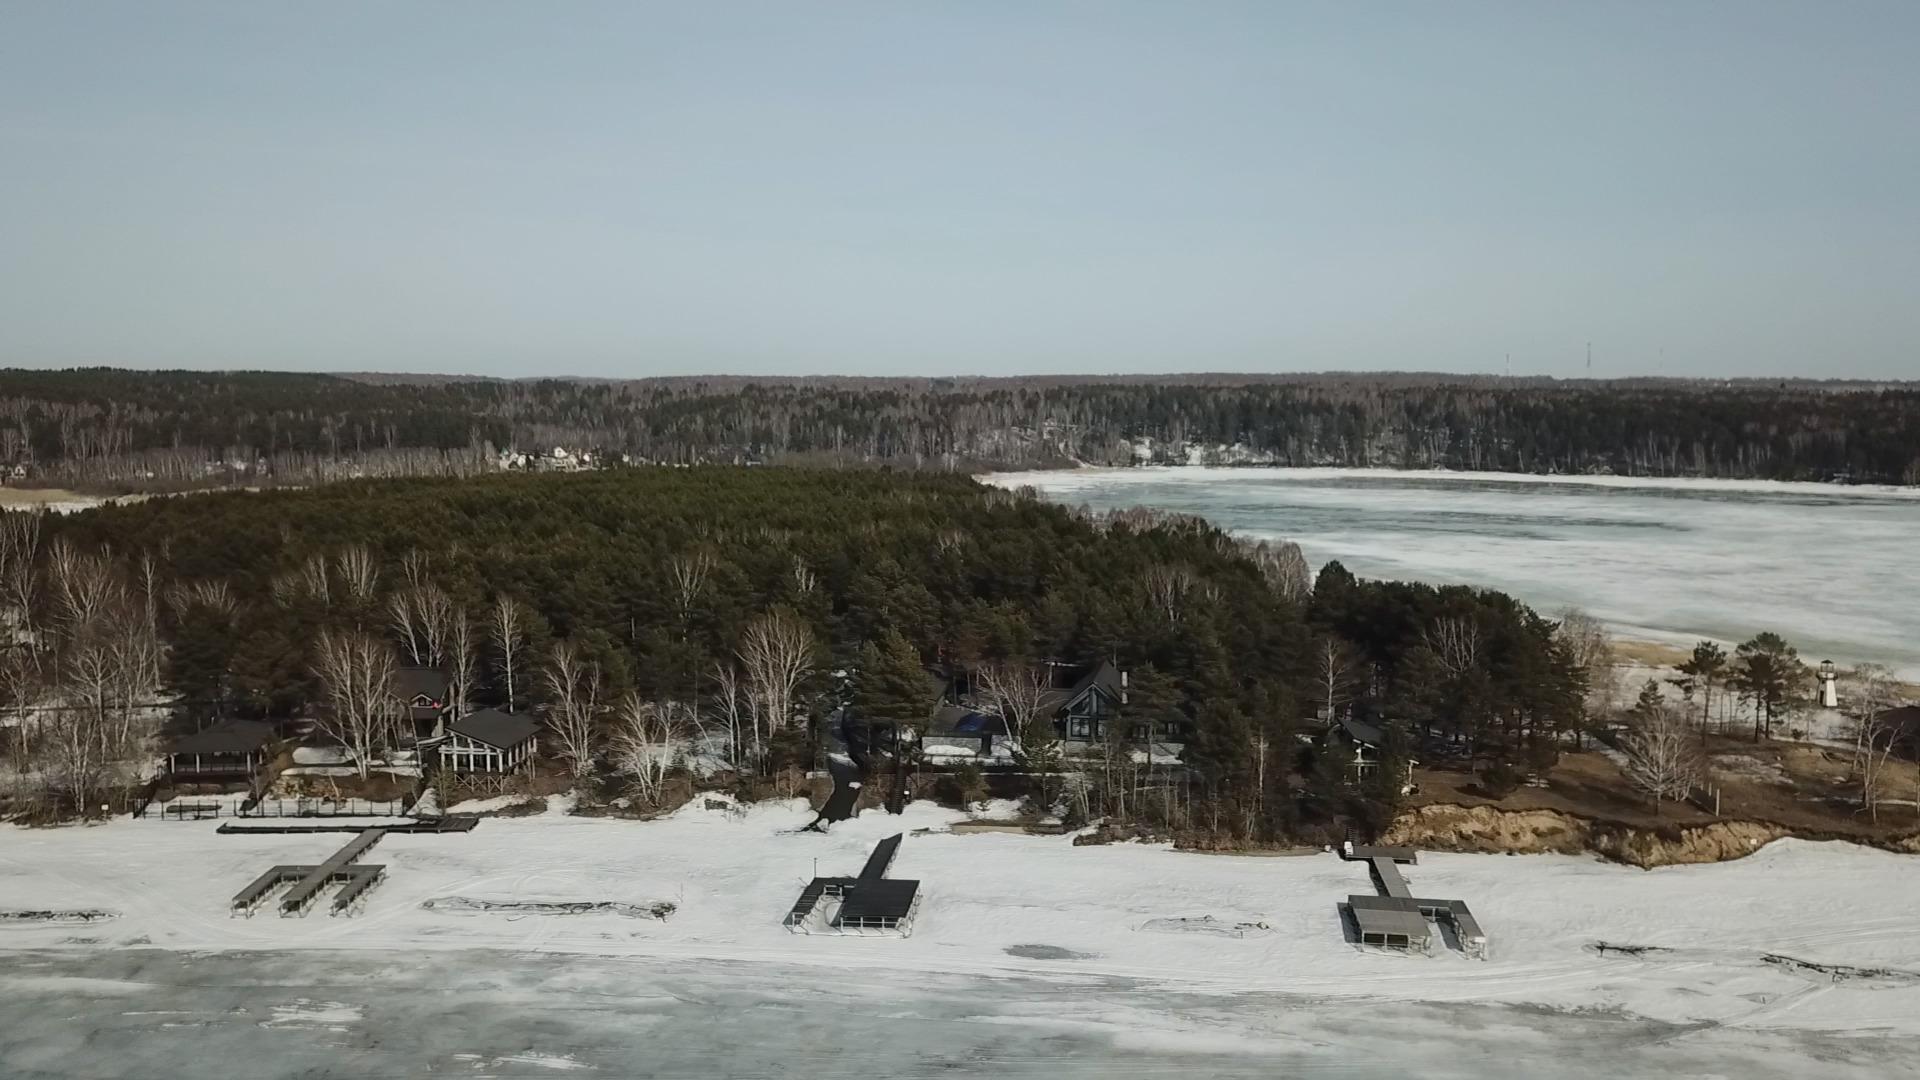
top-left (394, 667), bottom-right (452, 743)
top-left (436, 708), bottom-right (539, 774)
top-left (166, 719), bottom-right (278, 780)
top-left (1043, 660), bottom-right (1127, 742)
top-left (1327, 715), bottom-right (1417, 795)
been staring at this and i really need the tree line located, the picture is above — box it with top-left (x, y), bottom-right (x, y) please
top-left (3, 467), bottom-right (1588, 838)
top-left (3, 369), bottom-right (1917, 489)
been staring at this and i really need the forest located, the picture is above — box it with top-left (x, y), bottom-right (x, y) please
top-left (2, 369), bottom-right (1917, 489)
top-left (0, 466), bottom-right (1601, 840)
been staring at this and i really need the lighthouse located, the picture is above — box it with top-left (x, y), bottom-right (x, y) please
top-left (1817, 660), bottom-right (1839, 709)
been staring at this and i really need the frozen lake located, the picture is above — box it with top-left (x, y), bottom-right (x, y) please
top-left (6, 799), bottom-right (1920, 1076)
top-left (3, 948), bottom-right (1912, 1079)
top-left (989, 468), bottom-right (1920, 676)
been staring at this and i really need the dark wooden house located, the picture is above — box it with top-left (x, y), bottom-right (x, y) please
top-left (395, 666), bottom-right (452, 743)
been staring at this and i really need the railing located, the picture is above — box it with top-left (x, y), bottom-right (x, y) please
top-left (158, 802), bottom-right (228, 820)
top-left (241, 797), bottom-right (410, 818)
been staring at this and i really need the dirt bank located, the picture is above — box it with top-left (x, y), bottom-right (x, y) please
top-left (1385, 802), bottom-right (1920, 868)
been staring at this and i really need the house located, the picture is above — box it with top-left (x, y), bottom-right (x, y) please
top-left (394, 667), bottom-right (452, 743)
top-left (166, 719), bottom-right (278, 781)
top-left (1042, 660), bottom-right (1127, 742)
top-left (436, 708), bottom-right (539, 774)
top-left (1326, 715), bottom-right (1417, 794)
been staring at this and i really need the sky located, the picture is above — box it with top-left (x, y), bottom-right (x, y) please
top-left (1, 2), bottom-right (1916, 380)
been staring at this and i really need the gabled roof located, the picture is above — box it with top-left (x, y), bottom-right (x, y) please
top-left (447, 708), bottom-right (540, 750)
top-left (1336, 715), bottom-right (1387, 748)
top-left (1045, 660), bottom-right (1124, 716)
top-left (167, 719), bottom-right (277, 756)
top-left (394, 666), bottom-right (449, 702)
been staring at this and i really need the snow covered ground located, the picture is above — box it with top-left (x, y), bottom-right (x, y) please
top-left (2, 797), bottom-right (1917, 1045)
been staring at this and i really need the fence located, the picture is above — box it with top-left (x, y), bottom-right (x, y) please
top-left (1688, 782), bottom-right (1722, 816)
top-left (243, 797), bottom-right (413, 818)
top-left (145, 796), bottom-right (413, 820)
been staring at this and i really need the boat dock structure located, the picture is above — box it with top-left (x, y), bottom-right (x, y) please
top-left (785, 833), bottom-right (923, 937)
top-left (227, 815), bottom-right (479, 919)
top-left (1338, 843), bottom-right (1487, 958)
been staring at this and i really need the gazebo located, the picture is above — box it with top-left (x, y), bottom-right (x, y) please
top-left (166, 719), bottom-right (278, 780)
top-left (436, 708), bottom-right (539, 774)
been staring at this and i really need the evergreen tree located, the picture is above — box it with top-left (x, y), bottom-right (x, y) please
top-left (1733, 633), bottom-right (1807, 741)
top-left (852, 629), bottom-right (937, 747)
top-left (1673, 640), bottom-right (1727, 730)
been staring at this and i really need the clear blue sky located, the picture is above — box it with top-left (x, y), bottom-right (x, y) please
top-left (2, 2), bottom-right (1915, 379)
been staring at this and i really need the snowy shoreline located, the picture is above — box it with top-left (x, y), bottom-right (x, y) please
top-left (2, 797), bottom-right (1916, 1037)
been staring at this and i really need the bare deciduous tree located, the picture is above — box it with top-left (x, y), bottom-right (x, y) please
top-left (333, 544), bottom-right (379, 605)
top-left (399, 549), bottom-right (430, 592)
top-left (47, 538), bottom-right (120, 638)
top-left (416, 586), bottom-right (454, 666)
top-left (707, 662), bottom-right (746, 771)
top-left (736, 607), bottom-right (816, 767)
top-left (1622, 684), bottom-right (1699, 813)
top-left (1554, 606), bottom-right (1619, 739)
top-left (312, 628), bottom-right (400, 780)
top-left (0, 510), bottom-right (42, 633)
top-left (167, 579), bottom-right (235, 621)
top-left (1857, 710), bottom-right (1900, 824)
top-left (1143, 563), bottom-right (1200, 625)
top-left (789, 557), bottom-right (817, 598)
top-left (667, 549), bottom-right (716, 624)
top-left (489, 595), bottom-right (528, 710)
top-left (1424, 616), bottom-right (1481, 678)
top-left (977, 661), bottom-right (1050, 744)
top-left (52, 641), bottom-right (117, 813)
top-left (611, 693), bottom-right (688, 806)
top-left (1314, 636), bottom-right (1360, 721)
top-left (1845, 663), bottom-right (1899, 776)
top-left (543, 639), bottom-right (605, 777)
top-left (298, 553), bottom-right (331, 606)
top-left (979, 660), bottom-right (1061, 806)
top-left (389, 591), bottom-right (426, 666)
top-left (446, 605), bottom-right (477, 719)
top-left (1238, 538), bottom-right (1312, 603)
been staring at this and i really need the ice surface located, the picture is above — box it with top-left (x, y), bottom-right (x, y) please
top-left (3, 947), bottom-right (1915, 1078)
top-left (987, 467), bottom-right (1920, 676)
top-left (3, 798), bottom-right (1918, 1041)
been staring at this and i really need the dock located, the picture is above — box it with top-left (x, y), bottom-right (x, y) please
top-left (1338, 844), bottom-right (1487, 957)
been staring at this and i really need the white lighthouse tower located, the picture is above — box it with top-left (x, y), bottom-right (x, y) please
top-left (1817, 660), bottom-right (1839, 709)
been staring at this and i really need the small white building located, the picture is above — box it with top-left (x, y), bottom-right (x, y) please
top-left (436, 708), bottom-right (540, 774)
